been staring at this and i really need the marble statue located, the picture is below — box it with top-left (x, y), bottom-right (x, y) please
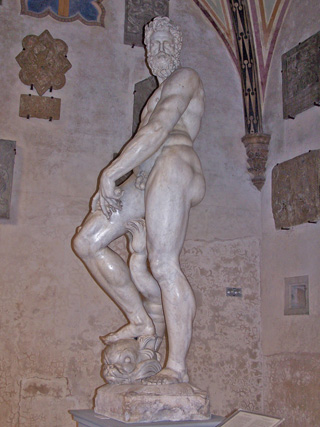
top-left (73, 16), bottom-right (206, 395)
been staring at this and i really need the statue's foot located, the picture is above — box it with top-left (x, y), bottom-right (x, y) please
top-left (142, 368), bottom-right (189, 385)
top-left (101, 322), bottom-right (155, 345)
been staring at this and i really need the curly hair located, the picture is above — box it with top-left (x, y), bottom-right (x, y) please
top-left (144, 17), bottom-right (182, 53)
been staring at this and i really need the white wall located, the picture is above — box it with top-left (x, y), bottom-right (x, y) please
top-left (261, 1), bottom-right (320, 425)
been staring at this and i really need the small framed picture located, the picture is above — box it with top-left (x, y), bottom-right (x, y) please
top-left (218, 409), bottom-right (284, 426)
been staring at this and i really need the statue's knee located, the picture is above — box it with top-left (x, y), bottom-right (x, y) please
top-left (72, 228), bottom-right (92, 259)
top-left (149, 256), bottom-right (170, 284)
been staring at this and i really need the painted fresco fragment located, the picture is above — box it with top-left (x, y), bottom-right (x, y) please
top-left (21, 0), bottom-right (106, 27)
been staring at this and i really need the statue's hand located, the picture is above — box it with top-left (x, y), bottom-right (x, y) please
top-left (91, 172), bottom-right (124, 219)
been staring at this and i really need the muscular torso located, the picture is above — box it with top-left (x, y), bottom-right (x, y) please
top-left (133, 67), bottom-right (205, 182)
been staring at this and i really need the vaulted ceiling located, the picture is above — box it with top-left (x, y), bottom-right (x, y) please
top-left (193, 0), bottom-right (291, 97)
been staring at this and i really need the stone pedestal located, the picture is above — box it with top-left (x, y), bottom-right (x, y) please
top-left (94, 383), bottom-right (211, 423)
top-left (70, 409), bottom-right (224, 426)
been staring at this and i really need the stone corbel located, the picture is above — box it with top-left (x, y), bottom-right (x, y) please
top-left (242, 134), bottom-right (271, 190)
top-left (229, 0), bottom-right (271, 190)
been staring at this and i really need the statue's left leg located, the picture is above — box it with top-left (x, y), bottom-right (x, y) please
top-left (144, 146), bottom-right (205, 385)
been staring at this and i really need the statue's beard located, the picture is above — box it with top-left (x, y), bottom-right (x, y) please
top-left (148, 52), bottom-right (180, 79)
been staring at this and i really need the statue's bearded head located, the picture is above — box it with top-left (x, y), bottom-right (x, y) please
top-left (144, 17), bottom-right (182, 80)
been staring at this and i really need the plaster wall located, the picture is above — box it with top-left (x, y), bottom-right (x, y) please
top-left (261, 1), bottom-right (320, 425)
top-left (0, 1), bottom-right (262, 425)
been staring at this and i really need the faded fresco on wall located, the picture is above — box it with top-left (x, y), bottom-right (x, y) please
top-left (181, 238), bottom-right (263, 416)
top-left (21, 0), bottom-right (106, 26)
top-left (263, 354), bottom-right (320, 426)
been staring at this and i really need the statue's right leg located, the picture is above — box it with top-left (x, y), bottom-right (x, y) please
top-left (72, 175), bottom-right (155, 342)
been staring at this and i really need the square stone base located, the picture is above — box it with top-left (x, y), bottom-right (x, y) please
top-left (94, 383), bottom-right (211, 423)
top-left (70, 410), bottom-right (224, 426)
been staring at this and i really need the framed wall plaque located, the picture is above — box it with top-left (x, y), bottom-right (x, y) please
top-left (284, 275), bottom-right (309, 316)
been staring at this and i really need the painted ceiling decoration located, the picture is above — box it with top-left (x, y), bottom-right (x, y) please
top-left (194, 0), bottom-right (291, 191)
top-left (249, 0), bottom-right (291, 96)
top-left (193, 0), bottom-right (238, 67)
top-left (229, 0), bottom-right (262, 135)
top-left (193, 0), bottom-right (291, 98)
top-left (20, 0), bottom-right (106, 27)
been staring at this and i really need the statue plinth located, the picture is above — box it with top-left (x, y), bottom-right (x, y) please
top-left (94, 383), bottom-right (210, 423)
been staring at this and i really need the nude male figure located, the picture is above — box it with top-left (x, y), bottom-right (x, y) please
top-left (73, 17), bottom-right (205, 384)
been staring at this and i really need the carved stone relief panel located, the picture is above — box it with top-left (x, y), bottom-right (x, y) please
top-left (282, 31), bottom-right (320, 119)
top-left (272, 150), bottom-right (320, 229)
top-left (19, 94), bottom-right (61, 120)
top-left (16, 29), bottom-right (72, 96)
top-left (113, 76), bottom-right (157, 186)
top-left (0, 140), bottom-right (16, 219)
top-left (132, 75), bottom-right (157, 134)
top-left (124, 0), bottom-right (169, 47)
